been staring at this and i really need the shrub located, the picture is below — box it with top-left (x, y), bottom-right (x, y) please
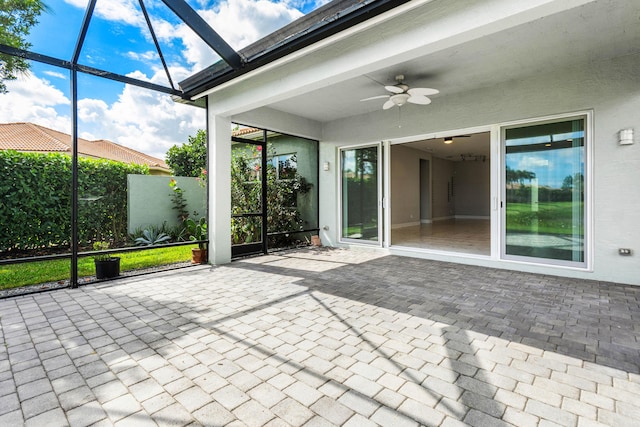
top-left (0, 150), bottom-right (148, 253)
top-left (134, 228), bottom-right (172, 246)
top-left (230, 144), bottom-right (311, 247)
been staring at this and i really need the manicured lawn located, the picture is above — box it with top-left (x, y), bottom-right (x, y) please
top-left (344, 222), bottom-right (379, 240)
top-left (506, 201), bottom-right (584, 235)
top-left (0, 245), bottom-right (197, 291)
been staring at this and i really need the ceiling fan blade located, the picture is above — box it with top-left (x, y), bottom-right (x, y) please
top-left (408, 95), bottom-right (432, 105)
top-left (384, 85), bottom-right (404, 94)
top-left (408, 87), bottom-right (439, 96)
top-left (383, 99), bottom-right (397, 110)
top-left (360, 95), bottom-right (390, 102)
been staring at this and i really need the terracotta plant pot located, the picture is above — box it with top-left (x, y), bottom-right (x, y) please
top-left (311, 235), bottom-right (322, 246)
top-left (192, 248), bottom-right (208, 264)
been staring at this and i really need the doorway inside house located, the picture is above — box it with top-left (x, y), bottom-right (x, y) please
top-left (390, 132), bottom-right (491, 255)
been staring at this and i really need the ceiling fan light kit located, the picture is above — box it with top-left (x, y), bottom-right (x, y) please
top-left (362, 74), bottom-right (438, 110)
top-left (385, 93), bottom-right (410, 109)
top-left (442, 135), bottom-right (470, 144)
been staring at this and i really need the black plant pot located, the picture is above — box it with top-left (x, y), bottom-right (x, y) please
top-left (95, 257), bottom-right (120, 279)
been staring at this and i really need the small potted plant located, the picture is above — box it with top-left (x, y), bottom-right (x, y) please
top-left (93, 241), bottom-right (120, 279)
top-left (185, 217), bottom-right (207, 264)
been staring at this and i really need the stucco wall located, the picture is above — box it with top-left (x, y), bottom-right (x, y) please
top-left (127, 175), bottom-right (206, 234)
top-left (319, 53), bottom-right (640, 285)
top-left (268, 135), bottom-right (319, 231)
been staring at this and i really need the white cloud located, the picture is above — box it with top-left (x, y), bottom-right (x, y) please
top-left (0, 74), bottom-right (71, 131)
top-left (3, 0), bottom-right (304, 160)
top-left (206, 0), bottom-right (302, 49)
top-left (518, 156), bottom-right (549, 169)
top-left (126, 51), bottom-right (159, 62)
top-left (77, 98), bottom-right (109, 122)
top-left (0, 71), bottom-right (205, 161)
top-left (65, 0), bottom-right (305, 75)
top-left (64, 0), bottom-right (143, 26)
top-left (158, 0), bottom-right (303, 71)
top-left (77, 70), bottom-right (206, 159)
top-left (43, 70), bottom-right (67, 79)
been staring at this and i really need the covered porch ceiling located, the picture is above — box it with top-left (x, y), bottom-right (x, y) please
top-left (208, 0), bottom-right (640, 125)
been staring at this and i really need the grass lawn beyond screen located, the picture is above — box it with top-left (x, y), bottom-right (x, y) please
top-left (0, 245), bottom-right (197, 291)
top-left (506, 201), bottom-right (584, 235)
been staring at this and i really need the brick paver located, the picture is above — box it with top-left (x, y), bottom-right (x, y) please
top-left (1, 247), bottom-right (639, 426)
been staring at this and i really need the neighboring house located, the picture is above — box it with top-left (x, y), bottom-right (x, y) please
top-left (0, 122), bottom-right (171, 175)
top-left (178, 0), bottom-right (640, 286)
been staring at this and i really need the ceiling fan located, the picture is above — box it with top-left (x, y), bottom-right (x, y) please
top-left (361, 74), bottom-right (439, 110)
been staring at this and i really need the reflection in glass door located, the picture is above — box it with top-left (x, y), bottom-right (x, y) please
top-left (231, 139), bottom-right (266, 257)
top-left (503, 117), bottom-right (586, 265)
top-left (341, 145), bottom-right (382, 244)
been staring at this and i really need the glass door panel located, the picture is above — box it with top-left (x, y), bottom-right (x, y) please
top-left (231, 140), bottom-right (264, 256)
top-left (503, 117), bottom-right (586, 265)
top-left (341, 145), bottom-right (382, 244)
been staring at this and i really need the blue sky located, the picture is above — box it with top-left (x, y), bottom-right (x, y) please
top-left (506, 131), bottom-right (585, 189)
top-left (0, 0), bottom-right (324, 159)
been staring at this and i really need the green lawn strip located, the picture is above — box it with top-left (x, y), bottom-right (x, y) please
top-left (506, 202), bottom-right (584, 235)
top-left (0, 245), bottom-right (196, 290)
top-left (0, 260), bottom-right (71, 290)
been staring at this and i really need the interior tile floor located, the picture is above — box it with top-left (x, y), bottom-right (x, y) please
top-left (1, 247), bottom-right (639, 426)
top-left (391, 219), bottom-right (491, 255)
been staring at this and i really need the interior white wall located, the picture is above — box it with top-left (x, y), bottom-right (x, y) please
top-left (454, 160), bottom-right (491, 217)
top-left (319, 53), bottom-right (640, 285)
top-left (390, 145), bottom-right (424, 227)
top-left (420, 159), bottom-right (431, 222)
top-left (431, 157), bottom-right (455, 220)
top-left (389, 145), bottom-right (490, 225)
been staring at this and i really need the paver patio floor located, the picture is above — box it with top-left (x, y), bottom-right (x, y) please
top-left (1, 247), bottom-right (639, 426)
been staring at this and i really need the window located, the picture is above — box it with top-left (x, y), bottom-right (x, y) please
top-left (274, 154), bottom-right (297, 180)
top-left (340, 145), bottom-right (381, 243)
top-left (503, 116), bottom-right (586, 266)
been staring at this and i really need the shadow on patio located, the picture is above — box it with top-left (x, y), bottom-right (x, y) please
top-left (230, 248), bottom-right (640, 371)
top-left (1, 247), bottom-right (639, 426)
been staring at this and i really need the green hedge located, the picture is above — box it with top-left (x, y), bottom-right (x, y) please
top-left (0, 150), bottom-right (148, 252)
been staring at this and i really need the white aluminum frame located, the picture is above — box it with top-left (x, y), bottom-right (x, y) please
top-left (499, 110), bottom-right (593, 270)
top-left (338, 142), bottom-right (385, 247)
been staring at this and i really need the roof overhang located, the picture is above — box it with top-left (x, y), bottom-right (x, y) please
top-left (178, 0), bottom-right (412, 99)
top-left (185, 0), bottom-right (640, 125)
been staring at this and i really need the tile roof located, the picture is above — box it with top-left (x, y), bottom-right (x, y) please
top-left (232, 127), bottom-right (261, 138)
top-left (0, 122), bottom-right (170, 172)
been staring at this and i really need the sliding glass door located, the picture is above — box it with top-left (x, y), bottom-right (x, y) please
top-left (340, 144), bottom-right (383, 245)
top-left (502, 116), bottom-right (586, 266)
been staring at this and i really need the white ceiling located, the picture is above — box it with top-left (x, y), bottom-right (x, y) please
top-left (265, 0), bottom-right (640, 123)
top-left (403, 132), bottom-right (490, 161)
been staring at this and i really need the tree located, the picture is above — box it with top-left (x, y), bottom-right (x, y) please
top-left (506, 165), bottom-right (536, 187)
top-left (165, 129), bottom-right (207, 177)
top-left (561, 173), bottom-right (584, 192)
top-left (0, 0), bottom-right (47, 93)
